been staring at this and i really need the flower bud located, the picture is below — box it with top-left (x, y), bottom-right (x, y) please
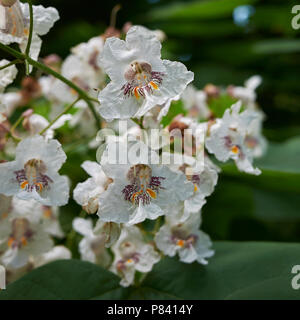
top-left (0, 0), bottom-right (17, 7)
top-left (95, 222), bottom-right (121, 248)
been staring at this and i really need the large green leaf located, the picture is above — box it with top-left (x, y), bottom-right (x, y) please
top-left (147, 0), bottom-right (256, 21)
top-left (255, 136), bottom-right (300, 174)
top-left (0, 259), bottom-right (130, 300)
top-left (1, 242), bottom-right (300, 300)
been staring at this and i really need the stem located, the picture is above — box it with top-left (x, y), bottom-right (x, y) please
top-left (110, 4), bottom-right (121, 28)
top-left (39, 98), bottom-right (80, 135)
top-left (25, 0), bottom-right (34, 75)
top-left (132, 116), bottom-right (144, 129)
top-left (0, 59), bottom-right (22, 71)
top-left (9, 114), bottom-right (24, 142)
top-left (0, 43), bottom-right (101, 129)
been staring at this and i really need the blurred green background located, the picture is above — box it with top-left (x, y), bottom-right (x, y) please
top-left (32, 0), bottom-right (300, 245)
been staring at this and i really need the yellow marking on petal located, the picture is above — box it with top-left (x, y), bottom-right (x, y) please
top-left (134, 87), bottom-right (140, 99)
top-left (194, 184), bottom-right (198, 192)
top-left (21, 236), bottom-right (27, 247)
top-left (20, 181), bottom-right (28, 190)
top-left (176, 239), bottom-right (185, 247)
top-left (34, 182), bottom-right (43, 192)
top-left (23, 28), bottom-right (29, 36)
top-left (231, 145), bottom-right (239, 154)
top-left (131, 192), bottom-right (139, 203)
top-left (146, 188), bottom-right (157, 199)
top-left (127, 259), bottom-right (133, 264)
top-left (1, 212), bottom-right (8, 219)
top-left (7, 237), bottom-right (14, 248)
top-left (43, 208), bottom-right (52, 219)
top-left (149, 81), bottom-right (158, 90)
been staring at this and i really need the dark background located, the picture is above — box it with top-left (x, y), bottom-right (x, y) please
top-left (37, 0), bottom-right (300, 142)
top-left (26, 0), bottom-right (300, 245)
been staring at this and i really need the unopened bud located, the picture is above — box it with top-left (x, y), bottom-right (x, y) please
top-left (204, 84), bottom-right (220, 99)
top-left (95, 222), bottom-right (121, 248)
top-left (0, 0), bottom-right (17, 7)
top-left (82, 197), bottom-right (99, 214)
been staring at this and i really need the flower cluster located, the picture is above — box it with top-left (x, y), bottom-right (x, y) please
top-left (0, 1), bottom-right (267, 288)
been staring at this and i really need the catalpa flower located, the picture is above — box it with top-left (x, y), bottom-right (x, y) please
top-left (72, 218), bottom-right (111, 268)
top-left (98, 142), bottom-right (194, 225)
top-left (182, 85), bottom-right (211, 120)
top-left (228, 75), bottom-right (262, 109)
top-left (155, 212), bottom-right (214, 264)
top-left (244, 110), bottom-right (267, 158)
top-left (0, 1), bottom-right (59, 70)
top-left (0, 59), bottom-right (18, 92)
top-left (205, 101), bottom-right (261, 175)
top-left (98, 26), bottom-right (194, 121)
top-left (0, 135), bottom-right (69, 206)
top-left (0, 201), bottom-right (53, 269)
top-left (73, 161), bottom-right (113, 214)
top-left (166, 154), bottom-right (219, 218)
top-left (111, 225), bottom-right (160, 287)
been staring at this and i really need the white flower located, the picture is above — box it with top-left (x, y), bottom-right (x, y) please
top-left (72, 218), bottom-right (111, 268)
top-left (0, 264), bottom-right (5, 290)
top-left (205, 101), bottom-right (261, 175)
top-left (0, 1), bottom-right (59, 71)
top-left (34, 245), bottom-right (71, 268)
top-left (0, 59), bottom-right (18, 92)
top-left (73, 161), bottom-right (112, 214)
top-left (98, 142), bottom-right (194, 225)
top-left (98, 26), bottom-right (194, 121)
top-left (155, 212), bottom-right (214, 264)
top-left (230, 75), bottom-right (262, 109)
top-left (182, 85), bottom-right (211, 120)
top-left (0, 135), bottom-right (69, 206)
top-left (71, 36), bottom-right (105, 74)
top-left (165, 154), bottom-right (219, 218)
top-left (244, 110), bottom-right (267, 158)
top-left (0, 202), bottom-right (53, 269)
top-left (111, 225), bottom-right (160, 287)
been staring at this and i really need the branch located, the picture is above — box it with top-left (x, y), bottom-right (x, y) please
top-left (24, 0), bottom-right (34, 75)
top-left (0, 43), bottom-right (101, 129)
top-left (39, 97), bottom-right (81, 135)
top-left (0, 59), bottom-right (22, 71)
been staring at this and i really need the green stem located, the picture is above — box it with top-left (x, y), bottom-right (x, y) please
top-left (0, 43), bottom-right (101, 129)
top-left (0, 59), bottom-right (22, 71)
top-left (25, 0), bottom-right (34, 75)
top-left (39, 98), bottom-right (80, 135)
top-left (9, 113), bottom-right (24, 142)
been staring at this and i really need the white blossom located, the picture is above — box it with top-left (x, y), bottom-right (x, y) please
top-left (0, 1), bottom-right (59, 71)
top-left (0, 135), bottom-right (69, 206)
top-left (98, 26), bottom-right (193, 121)
top-left (111, 225), bottom-right (160, 287)
top-left (205, 101), bottom-right (261, 175)
top-left (155, 212), bottom-right (214, 264)
top-left (72, 218), bottom-right (111, 268)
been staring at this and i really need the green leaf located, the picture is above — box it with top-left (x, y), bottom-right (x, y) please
top-left (1, 242), bottom-right (300, 300)
top-left (0, 259), bottom-right (130, 300)
top-left (147, 0), bottom-right (257, 21)
top-left (255, 136), bottom-right (300, 174)
top-left (141, 242), bottom-right (300, 300)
